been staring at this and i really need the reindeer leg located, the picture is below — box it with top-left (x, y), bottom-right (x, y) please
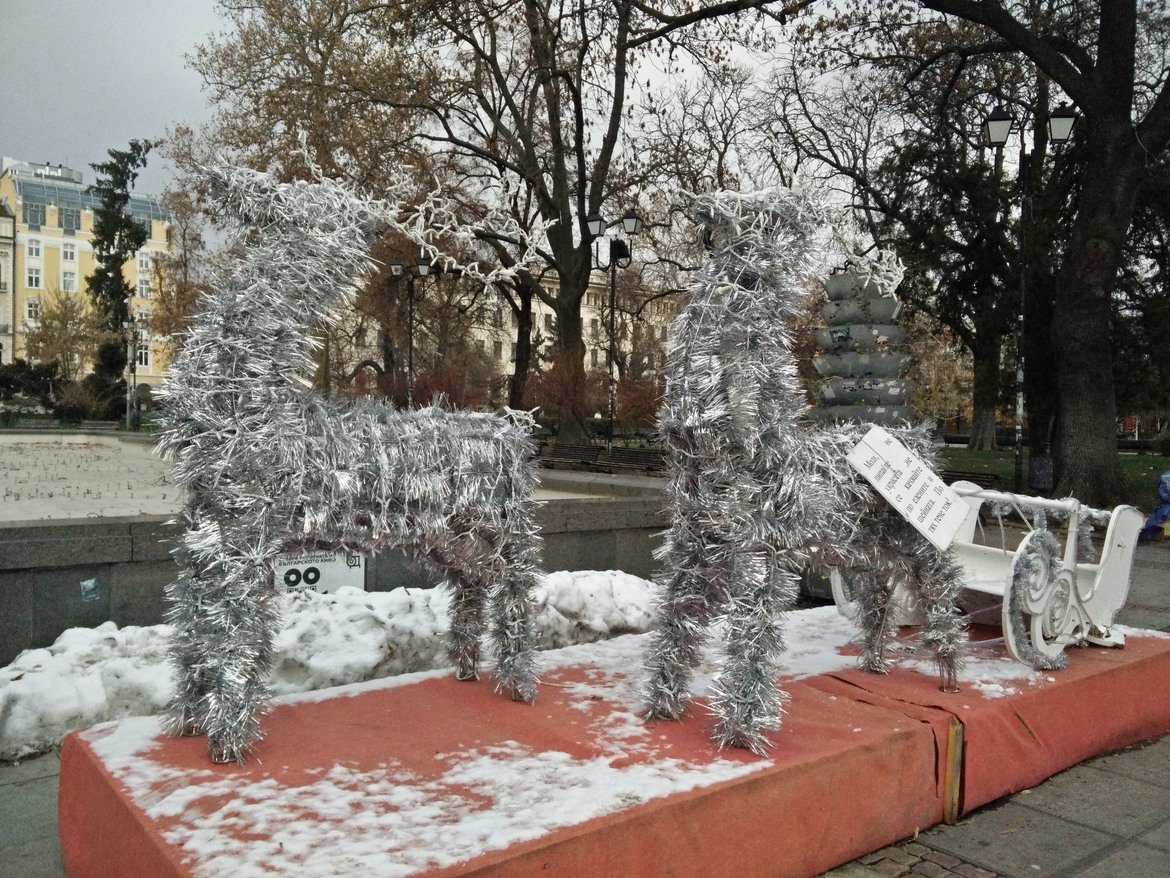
top-left (163, 549), bottom-right (214, 738)
top-left (190, 552), bottom-right (281, 764)
top-left (709, 550), bottom-right (795, 755)
top-left (450, 569), bottom-right (489, 683)
top-left (489, 558), bottom-right (540, 704)
top-left (912, 541), bottom-right (966, 693)
top-left (643, 519), bottom-right (731, 722)
top-left (852, 557), bottom-right (897, 675)
top-left (423, 544), bottom-right (489, 684)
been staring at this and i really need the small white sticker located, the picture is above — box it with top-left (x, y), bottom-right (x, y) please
top-left (274, 551), bottom-right (365, 594)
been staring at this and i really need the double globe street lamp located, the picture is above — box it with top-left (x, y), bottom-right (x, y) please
top-left (389, 248), bottom-right (438, 408)
top-left (982, 102), bottom-right (1078, 492)
top-left (586, 207), bottom-right (643, 449)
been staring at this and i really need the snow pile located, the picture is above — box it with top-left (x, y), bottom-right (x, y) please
top-left (0, 570), bottom-right (654, 761)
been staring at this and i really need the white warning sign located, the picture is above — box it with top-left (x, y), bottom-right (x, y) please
top-left (274, 550), bottom-right (365, 594)
top-left (846, 425), bottom-right (967, 552)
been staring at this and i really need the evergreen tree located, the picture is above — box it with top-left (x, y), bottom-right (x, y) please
top-left (86, 140), bottom-right (152, 359)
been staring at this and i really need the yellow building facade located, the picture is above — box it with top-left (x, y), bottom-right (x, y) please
top-left (0, 157), bottom-right (171, 389)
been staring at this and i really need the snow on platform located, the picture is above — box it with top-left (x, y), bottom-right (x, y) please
top-left (57, 608), bottom-right (1170, 877)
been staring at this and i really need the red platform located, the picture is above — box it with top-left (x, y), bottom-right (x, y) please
top-left (58, 612), bottom-right (1170, 877)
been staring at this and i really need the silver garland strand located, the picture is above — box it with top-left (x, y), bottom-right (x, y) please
top-left (642, 189), bottom-right (965, 755)
top-left (156, 166), bottom-right (542, 763)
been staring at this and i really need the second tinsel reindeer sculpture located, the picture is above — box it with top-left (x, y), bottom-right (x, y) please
top-left (156, 167), bottom-right (543, 763)
top-left (642, 189), bottom-right (967, 755)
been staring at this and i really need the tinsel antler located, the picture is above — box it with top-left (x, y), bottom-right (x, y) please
top-left (157, 166), bottom-right (543, 763)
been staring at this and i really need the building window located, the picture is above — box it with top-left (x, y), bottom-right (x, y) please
top-left (591, 318), bottom-right (600, 337)
top-left (137, 252), bottom-right (152, 274)
top-left (27, 239), bottom-right (41, 259)
top-left (137, 278), bottom-right (152, 299)
top-left (62, 242), bottom-right (76, 262)
top-left (511, 343), bottom-right (517, 361)
top-left (476, 338), bottom-right (485, 353)
top-left (492, 307), bottom-right (503, 328)
top-left (590, 348), bottom-right (599, 367)
top-left (27, 267), bottom-right (42, 288)
top-left (26, 297), bottom-right (41, 322)
top-left (23, 203), bottom-right (45, 228)
top-left (136, 344), bottom-right (151, 369)
top-left (492, 340), bottom-right (503, 360)
top-left (59, 207), bottom-right (80, 232)
top-left (63, 271), bottom-right (77, 292)
top-left (543, 314), bottom-right (554, 331)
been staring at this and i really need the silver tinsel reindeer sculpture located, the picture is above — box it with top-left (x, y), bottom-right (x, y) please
top-left (642, 189), bottom-right (966, 755)
top-left (156, 166), bottom-right (542, 763)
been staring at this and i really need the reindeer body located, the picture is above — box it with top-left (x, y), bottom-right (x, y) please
top-left (642, 189), bottom-right (964, 754)
top-left (158, 168), bottom-right (540, 763)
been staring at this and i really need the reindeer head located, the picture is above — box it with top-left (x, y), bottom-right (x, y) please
top-left (685, 186), bottom-right (833, 321)
top-left (691, 187), bottom-right (829, 262)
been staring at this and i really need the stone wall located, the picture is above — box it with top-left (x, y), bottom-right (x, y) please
top-left (0, 472), bottom-right (667, 665)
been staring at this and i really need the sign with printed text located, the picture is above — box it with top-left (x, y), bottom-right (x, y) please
top-left (274, 550), bottom-right (365, 594)
top-left (846, 426), bottom-right (967, 551)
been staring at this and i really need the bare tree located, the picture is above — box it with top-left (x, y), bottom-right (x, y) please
top-left (186, 0), bottom-right (815, 437)
top-left (22, 288), bottom-right (107, 384)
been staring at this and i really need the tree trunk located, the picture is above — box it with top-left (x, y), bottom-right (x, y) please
top-left (1024, 273), bottom-right (1057, 457)
top-left (967, 333), bottom-right (1002, 450)
top-left (552, 301), bottom-right (590, 442)
top-left (508, 286), bottom-right (535, 410)
top-left (1051, 133), bottom-right (1141, 505)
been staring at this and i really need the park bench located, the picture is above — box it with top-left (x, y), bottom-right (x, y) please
top-left (15, 421), bottom-right (60, 431)
top-left (80, 421), bottom-right (121, 432)
top-left (599, 447), bottom-right (667, 473)
top-left (539, 443), bottom-right (603, 470)
top-left (939, 469), bottom-right (999, 490)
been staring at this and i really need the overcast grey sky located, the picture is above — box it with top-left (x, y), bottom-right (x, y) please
top-left (0, 0), bottom-right (224, 197)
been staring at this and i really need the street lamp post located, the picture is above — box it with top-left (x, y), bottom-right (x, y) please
top-left (410, 250), bottom-right (434, 408)
top-left (587, 207), bottom-right (643, 449)
top-left (983, 103), bottom-right (1077, 493)
top-left (121, 318), bottom-right (142, 430)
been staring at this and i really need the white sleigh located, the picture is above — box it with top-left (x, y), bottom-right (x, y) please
top-left (832, 481), bottom-right (1144, 667)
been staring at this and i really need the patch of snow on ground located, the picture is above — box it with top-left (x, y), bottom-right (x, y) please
top-left (1, 570), bottom-right (654, 761)
top-left (1117, 624), bottom-right (1170, 640)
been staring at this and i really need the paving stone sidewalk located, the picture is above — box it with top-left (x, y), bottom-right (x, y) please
top-left (3, 541), bottom-right (1168, 878)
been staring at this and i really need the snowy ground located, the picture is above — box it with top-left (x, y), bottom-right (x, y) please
top-left (1, 567), bottom-right (1066, 763)
top-left (0, 435), bottom-right (601, 522)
